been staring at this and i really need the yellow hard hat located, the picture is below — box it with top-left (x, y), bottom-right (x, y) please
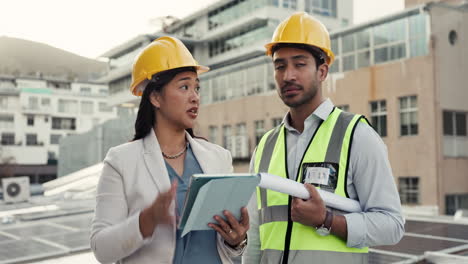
top-left (130, 36), bottom-right (209, 96)
top-left (265, 12), bottom-right (335, 65)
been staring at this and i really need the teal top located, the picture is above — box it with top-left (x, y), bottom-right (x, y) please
top-left (165, 144), bottom-right (222, 264)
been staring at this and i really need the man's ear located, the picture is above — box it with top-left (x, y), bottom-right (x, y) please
top-left (317, 63), bottom-right (329, 81)
top-left (149, 92), bottom-right (161, 109)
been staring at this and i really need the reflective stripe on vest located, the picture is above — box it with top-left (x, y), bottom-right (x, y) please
top-left (254, 108), bottom-right (369, 263)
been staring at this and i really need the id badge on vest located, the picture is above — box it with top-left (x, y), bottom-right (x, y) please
top-left (301, 162), bottom-right (339, 193)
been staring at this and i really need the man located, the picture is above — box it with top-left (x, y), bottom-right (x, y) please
top-left (243, 12), bottom-right (404, 264)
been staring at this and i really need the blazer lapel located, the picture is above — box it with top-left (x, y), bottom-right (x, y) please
top-left (142, 129), bottom-right (170, 192)
top-left (186, 132), bottom-right (217, 174)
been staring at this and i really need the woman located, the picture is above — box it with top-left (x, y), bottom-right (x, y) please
top-left (90, 36), bottom-right (248, 264)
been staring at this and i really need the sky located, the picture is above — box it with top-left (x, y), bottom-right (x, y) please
top-left (0, 0), bottom-right (403, 59)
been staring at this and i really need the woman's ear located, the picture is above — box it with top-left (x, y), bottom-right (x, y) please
top-left (149, 92), bottom-right (161, 109)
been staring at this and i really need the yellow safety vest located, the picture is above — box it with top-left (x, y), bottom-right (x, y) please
top-left (254, 108), bottom-right (369, 264)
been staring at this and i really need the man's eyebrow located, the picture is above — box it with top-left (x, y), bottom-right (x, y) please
top-left (273, 55), bottom-right (309, 64)
top-left (291, 55), bottom-right (309, 60)
top-left (273, 58), bottom-right (286, 64)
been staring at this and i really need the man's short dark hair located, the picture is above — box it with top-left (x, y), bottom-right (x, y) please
top-left (271, 43), bottom-right (326, 69)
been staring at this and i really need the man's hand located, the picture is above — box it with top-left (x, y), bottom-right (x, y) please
top-left (291, 183), bottom-right (327, 228)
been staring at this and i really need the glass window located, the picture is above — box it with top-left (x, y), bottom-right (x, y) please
top-left (81, 101), bottom-right (94, 114)
top-left (374, 47), bottom-right (388, 64)
top-left (357, 51), bottom-right (370, 68)
top-left (41, 98), bottom-right (50, 106)
top-left (389, 43), bottom-right (406, 60)
top-left (399, 177), bottom-right (419, 204)
top-left (52, 117), bottom-right (76, 130)
top-left (222, 125), bottom-right (232, 151)
top-left (370, 100), bottom-right (387, 137)
top-left (409, 14), bottom-right (428, 58)
top-left (1, 133), bottom-right (15, 145)
top-left (27, 115), bottom-right (34, 126)
top-left (456, 113), bottom-right (467, 136)
top-left (80, 87), bottom-right (91, 93)
top-left (342, 55), bottom-right (355, 72)
top-left (356, 30), bottom-right (370, 49)
top-left (341, 34), bottom-right (355, 53)
top-left (109, 76), bottom-right (131, 95)
top-left (388, 19), bottom-right (406, 43)
top-left (329, 58), bottom-right (340, 73)
top-left (373, 24), bottom-right (390, 46)
top-left (444, 111), bottom-right (467, 136)
top-left (307, 0), bottom-right (337, 17)
top-left (50, 134), bottom-right (62, 145)
top-left (99, 102), bottom-right (113, 112)
top-left (443, 111), bottom-right (454, 135)
top-left (26, 133), bottom-right (38, 146)
top-left (409, 13), bottom-right (426, 37)
top-left (0, 114), bottom-right (14, 129)
top-left (236, 123), bottom-right (246, 137)
top-left (58, 99), bottom-right (78, 113)
top-left (283, 0), bottom-right (296, 9)
top-left (410, 37), bottom-right (427, 57)
top-left (232, 123), bottom-right (248, 158)
top-left (272, 118), bottom-right (282, 127)
top-left (0, 96), bottom-right (7, 109)
top-left (445, 194), bottom-right (468, 215)
top-left (270, 0), bottom-right (279, 7)
top-left (209, 126), bottom-right (218, 144)
top-left (331, 37), bottom-right (339, 57)
top-left (200, 78), bottom-right (211, 104)
top-left (255, 120), bottom-right (265, 145)
top-left (399, 96), bottom-right (418, 136)
top-left (208, 0), bottom-right (269, 30)
top-left (28, 96), bottom-right (39, 110)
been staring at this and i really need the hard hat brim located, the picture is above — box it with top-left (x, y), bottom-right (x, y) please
top-left (265, 41), bottom-right (335, 66)
top-left (131, 64), bottom-right (209, 96)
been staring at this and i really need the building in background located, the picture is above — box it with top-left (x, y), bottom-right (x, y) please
top-left (63, 0), bottom-right (352, 174)
top-left (0, 75), bottom-right (117, 183)
top-left (196, 0), bottom-right (468, 215)
top-left (200, 0), bottom-right (466, 216)
top-left (66, 0), bottom-right (468, 215)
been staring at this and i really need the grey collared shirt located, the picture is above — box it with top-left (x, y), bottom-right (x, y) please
top-left (244, 99), bottom-right (404, 262)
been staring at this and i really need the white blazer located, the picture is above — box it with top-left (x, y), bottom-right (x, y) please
top-left (91, 129), bottom-right (240, 264)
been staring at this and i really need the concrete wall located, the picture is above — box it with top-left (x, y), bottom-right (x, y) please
top-left (430, 4), bottom-right (468, 210)
top-left (58, 115), bottom-right (135, 176)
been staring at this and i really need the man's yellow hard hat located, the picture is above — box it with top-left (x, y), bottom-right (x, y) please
top-left (265, 12), bottom-right (335, 65)
top-left (130, 36), bottom-right (209, 96)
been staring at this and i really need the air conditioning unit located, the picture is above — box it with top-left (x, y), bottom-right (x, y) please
top-left (2, 176), bottom-right (30, 203)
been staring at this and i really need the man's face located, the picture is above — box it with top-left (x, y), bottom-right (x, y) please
top-left (272, 47), bottom-right (324, 108)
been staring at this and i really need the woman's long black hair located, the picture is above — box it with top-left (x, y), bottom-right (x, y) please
top-left (132, 67), bottom-right (197, 141)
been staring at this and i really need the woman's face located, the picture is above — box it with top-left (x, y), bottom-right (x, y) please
top-left (150, 71), bottom-right (200, 130)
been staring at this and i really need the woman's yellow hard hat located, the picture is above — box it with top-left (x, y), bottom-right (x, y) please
top-left (130, 36), bottom-right (209, 96)
top-left (265, 12), bottom-right (335, 65)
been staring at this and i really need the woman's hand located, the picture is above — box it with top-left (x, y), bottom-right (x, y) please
top-left (208, 207), bottom-right (249, 247)
top-left (140, 182), bottom-right (177, 238)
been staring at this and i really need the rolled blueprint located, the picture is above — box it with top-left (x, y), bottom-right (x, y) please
top-left (258, 173), bottom-right (362, 213)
